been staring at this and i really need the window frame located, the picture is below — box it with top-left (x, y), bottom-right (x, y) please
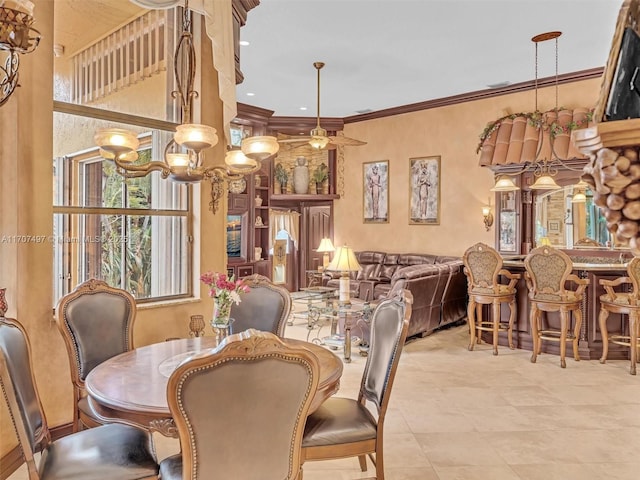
top-left (53, 101), bottom-right (194, 305)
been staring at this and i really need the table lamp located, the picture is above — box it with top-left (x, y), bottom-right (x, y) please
top-left (316, 238), bottom-right (335, 271)
top-left (326, 245), bottom-right (361, 305)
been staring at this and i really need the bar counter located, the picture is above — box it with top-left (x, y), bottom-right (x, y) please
top-left (496, 256), bottom-right (630, 360)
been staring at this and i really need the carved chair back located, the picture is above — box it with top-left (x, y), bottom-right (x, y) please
top-left (167, 329), bottom-right (319, 480)
top-left (0, 318), bottom-right (51, 476)
top-left (230, 274), bottom-right (291, 336)
top-left (524, 246), bottom-right (583, 302)
top-left (463, 242), bottom-right (507, 295)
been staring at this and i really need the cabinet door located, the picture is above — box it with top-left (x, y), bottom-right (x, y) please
top-left (495, 189), bottom-right (521, 254)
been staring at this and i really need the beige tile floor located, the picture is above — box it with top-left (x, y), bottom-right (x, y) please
top-left (9, 319), bottom-right (640, 480)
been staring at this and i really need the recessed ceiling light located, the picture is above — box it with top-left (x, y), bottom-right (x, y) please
top-left (239, 40), bottom-right (250, 46)
top-left (299, 106), bottom-right (307, 111)
top-left (487, 81), bottom-right (511, 89)
top-left (355, 108), bottom-right (372, 114)
top-left (246, 92), bottom-right (255, 96)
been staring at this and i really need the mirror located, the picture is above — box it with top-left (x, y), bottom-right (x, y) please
top-left (534, 185), bottom-right (617, 248)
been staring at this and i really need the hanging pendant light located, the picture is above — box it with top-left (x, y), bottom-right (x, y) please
top-left (530, 174), bottom-right (561, 190)
top-left (490, 175), bottom-right (520, 192)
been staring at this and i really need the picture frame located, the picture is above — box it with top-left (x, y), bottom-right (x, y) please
top-left (409, 156), bottom-right (440, 225)
top-left (229, 123), bottom-right (252, 147)
top-left (548, 220), bottom-right (561, 233)
top-left (226, 212), bottom-right (248, 262)
top-left (499, 210), bottom-right (517, 252)
top-left (363, 160), bottom-right (389, 223)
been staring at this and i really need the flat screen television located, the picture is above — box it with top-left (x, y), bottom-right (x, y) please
top-left (605, 27), bottom-right (640, 121)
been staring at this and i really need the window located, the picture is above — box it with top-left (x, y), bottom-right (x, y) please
top-left (53, 109), bottom-right (192, 305)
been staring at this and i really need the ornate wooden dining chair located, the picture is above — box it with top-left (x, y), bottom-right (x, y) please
top-left (463, 242), bottom-right (520, 355)
top-left (524, 246), bottom-right (589, 368)
top-left (300, 289), bottom-right (412, 480)
top-left (55, 278), bottom-right (136, 431)
top-left (598, 256), bottom-right (640, 375)
top-left (229, 273), bottom-right (291, 336)
top-left (0, 317), bottom-right (159, 480)
top-left (159, 329), bottom-right (319, 480)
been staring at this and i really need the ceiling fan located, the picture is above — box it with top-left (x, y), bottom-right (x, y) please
top-left (279, 62), bottom-right (367, 150)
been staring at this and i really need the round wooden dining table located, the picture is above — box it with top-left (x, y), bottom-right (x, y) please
top-left (85, 336), bottom-right (343, 437)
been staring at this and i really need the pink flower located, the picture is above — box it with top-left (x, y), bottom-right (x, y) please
top-left (200, 271), bottom-right (251, 304)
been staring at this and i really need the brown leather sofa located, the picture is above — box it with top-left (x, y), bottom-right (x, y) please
top-left (324, 251), bottom-right (467, 338)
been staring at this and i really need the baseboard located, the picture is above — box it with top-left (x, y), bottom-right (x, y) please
top-left (0, 422), bottom-right (73, 479)
top-left (0, 447), bottom-right (22, 480)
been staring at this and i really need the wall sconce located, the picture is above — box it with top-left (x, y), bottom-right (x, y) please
top-left (94, 1), bottom-right (278, 214)
top-left (0, 0), bottom-right (41, 107)
top-left (482, 202), bottom-right (494, 231)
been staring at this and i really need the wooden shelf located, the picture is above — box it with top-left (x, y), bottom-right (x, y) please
top-left (271, 194), bottom-right (340, 201)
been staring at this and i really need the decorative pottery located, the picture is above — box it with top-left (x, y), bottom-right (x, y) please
top-left (188, 315), bottom-right (205, 337)
top-left (254, 175), bottom-right (261, 188)
top-left (254, 246), bottom-right (262, 261)
top-left (254, 195), bottom-right (263, 207)
top-left (293, 156), bottom-right (309, 194)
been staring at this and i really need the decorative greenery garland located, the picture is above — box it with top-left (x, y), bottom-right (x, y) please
top-left (476, 108), bottom-right (594, 154)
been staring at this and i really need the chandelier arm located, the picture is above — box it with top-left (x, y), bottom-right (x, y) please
top-left (113, 154), bottom-right (171, 178)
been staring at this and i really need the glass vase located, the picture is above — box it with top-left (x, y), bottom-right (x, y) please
top-left (211, 300), bottom-right (233, 344)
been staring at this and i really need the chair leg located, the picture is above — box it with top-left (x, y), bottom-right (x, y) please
top-left (559, 310), bottom-right (568, 368)
top-left (599, 308), bottom-right (610, 364)
top-left (375, 447), bottom-right (384, 480)
top-left (467, 298), bottom-right (477, 351)
top-left (572, 308), bottom-right (582, 362)
top-left (530, 304), bottom-right (539, 363)
top-left (507, 298), bottom-right (516, 350)
top-left (492, 300), bottom-right (500, 355)
top-left (358, 455), bottom-right (367, 472)
top-left (476, 303), bottom-right (483, 344)
top-left (630, 313), bottom-right (638, 375)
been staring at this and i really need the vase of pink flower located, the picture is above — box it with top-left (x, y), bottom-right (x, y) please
top-left (200, 272), bottom-right (250, 335)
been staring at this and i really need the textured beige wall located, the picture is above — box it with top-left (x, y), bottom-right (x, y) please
top-left (339, 78), bottom-right (601, 256)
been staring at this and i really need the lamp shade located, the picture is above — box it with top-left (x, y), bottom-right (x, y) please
top-left (174, 123), bottom-right (218, 152)
top-left (94, 128), bottom-right (139, 156)
top-left (166, 153), bottom-right (190, 167)
top-left (490, 176), bottom-right (520, 192)
top-left (316, 238), bottom-right (335, 253)
top-left (225, 149), bottom-right (258, 170)
top-left (571, 192), bottom-right (587, 203)
top-left (327, 245), bottom-right (361, 272)
top-left (530, 174), bottom-right (560, 190)
top-left (241, 136), bottom-right (280, 161)
top-left (309, 135), bottom-right (330, 150)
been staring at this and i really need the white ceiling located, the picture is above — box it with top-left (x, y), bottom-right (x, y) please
top-left (236, 0), bottom-right (622, 118)
top-left (53, 0), bottom-right (623, 119)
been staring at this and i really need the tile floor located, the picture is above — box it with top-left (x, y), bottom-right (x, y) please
top-left (9, 320), bottom-right (640, 480)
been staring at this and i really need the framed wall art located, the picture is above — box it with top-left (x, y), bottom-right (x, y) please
top-left (363, 160), bottom-right (389, 223)
top-left (226, 212), bottom-right (248, 262)
top-left (409, 156), bottom-right (440, 225)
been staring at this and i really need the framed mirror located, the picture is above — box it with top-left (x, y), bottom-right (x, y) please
top-left (533, 184), bottom-right (615, 248)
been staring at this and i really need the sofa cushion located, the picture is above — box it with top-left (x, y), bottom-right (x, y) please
top-left (357, 263), bottom-right (381, 281)
top-left (356, 251), bottom-right (386, 265)
top-left (397, 253), bottom-right (437, 266)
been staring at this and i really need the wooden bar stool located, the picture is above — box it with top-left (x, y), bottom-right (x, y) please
top-left (524, 246), bottom-right (589, 368)
top-left (599, 256), bottom-right (640, 375)
top-left (463, 243), bottom-right (520, 355)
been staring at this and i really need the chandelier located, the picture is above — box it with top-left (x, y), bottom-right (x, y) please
top-left (94, 0), bottom-right (279, 213)
top-left (488, 31), bottom-right (586, 193)
top-left (0, 0), bottom-right (41, 107)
